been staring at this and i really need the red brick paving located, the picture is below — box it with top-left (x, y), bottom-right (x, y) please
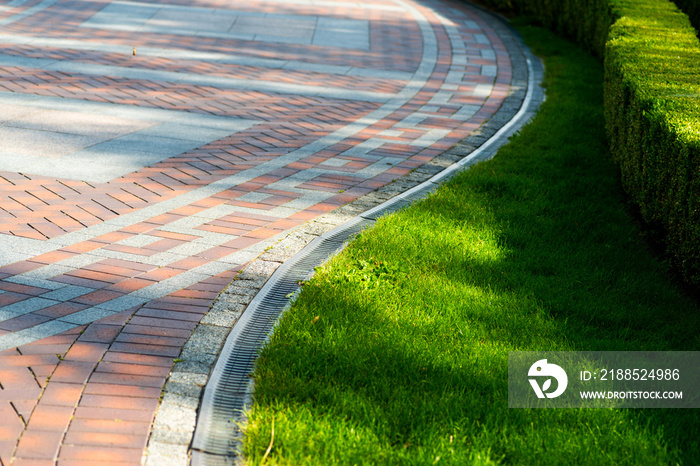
top-left (0, 0), bottom-right (516, 463)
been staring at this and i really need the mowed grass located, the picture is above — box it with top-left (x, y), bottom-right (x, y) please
top-left (243, 23), bottom-right (700, 465)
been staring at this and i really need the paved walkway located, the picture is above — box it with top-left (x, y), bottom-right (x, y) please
top-left (0, 0), bottom-right (523, 463)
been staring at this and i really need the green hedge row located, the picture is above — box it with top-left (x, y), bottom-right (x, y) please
top-left (470, 0), bottom-right (700, 286)
top-left (605, 1), bottom-right (700, 286)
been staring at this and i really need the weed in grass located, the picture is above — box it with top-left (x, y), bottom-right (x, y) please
top-left (244, 22), bottom-right (700, 465)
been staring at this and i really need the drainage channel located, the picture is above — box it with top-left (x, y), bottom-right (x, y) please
top-left (190, 18), bottom-right (545, 466)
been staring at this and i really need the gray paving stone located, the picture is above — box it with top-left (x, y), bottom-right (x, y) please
top-left (149, 428), bottom-right (193, 446)
top-left (58, 306), bottom-right (119, 325)
top-left (313, 30), bottom-right (367, 49)
top-left (17, 264), bottom-right (72, 281)
top-left (184, 325), bottom-right (230, 355)
top-left (473, 83), bottom-right (493, 98)
top-left (0, 54), bottom-right (55, 69)
top-left (216, 293), bottom-right (254, 307)
top-left (481, 65), bottom-right (498, 76)
top-left (39, 285), bottom-right (94, 302)
top-left (179, 349), bottom-right (217, 366)
top-left (161, 392), bottom-right (202, 411)
top-left (144, 441), bottom-right (189, 466)
top-left (0, 232), bottom-right (50, 257)
top-left (445, 70), bottom-right (463, 84)
top-left (256, 248), bottom-right (300, 263)
top-left (299, 221), bottom-right (336, 237)
top-left (132, 281), bottom-right (191, 300)
top-left (0, 93), bottom-right (258, 183)
top-left (149, 9), bottom-right (235, 32)
top-left (236, 192), bottom-right (273, 203)
top-left (189, 261), bottom-right (235, 279)
top-left (88, 133), bottom-right (201, 156)
top-left (117, 234), bottom-right (162, 248)
top-left (0, 309), bottom-right (21, 322)
top-left (218, 250), bottom-right (262, 267)
top-left (316, 210), bottom-right (356, 226)
top-left (4, 275), bottom-right (65, 291)
top-left (351, 197), bottom-right (384, 212)
top-left (481, 49), bottom-right (496, 59)
top-left (154, 401), bottom-right (197, 432)
top-left (0, 126), bottom-right (99, 157)
top-left (474, 33), bottom-right (489, 44)
top-left (173, 360), bottom-right (212, 374)
top-left (201, 304), bottom-right (245, 328)
top-left (0, 104), bottom-right (43, 122)
top-left (232, 261), bottom-right (281, 281)
top-left (0, 297), bottom-right (58, 319)
top-left (138, 124), bottom-right (234, 143)
top-left (164, 380), bottom-right (205, 399)
top-left (6, 109), bottom-right (151, 138)
top-left (164, 242), bottom-right (213, 258)
top-left (334, 204), bottom-right (367, 218)
top-left (0, 152), bottom-right (72, 182)
top-left (95, 295), bottom-right (148, 312)
top-left (451, 105), bottom-right (481, 121)
top-left (221, 286), bottom-right (272, 299)
top-left (229, 277), bottom-right (268, 289)
top-left (169, 371), bottom-right (208, 386)
top-left (195, 30), bottom-right (255, 41)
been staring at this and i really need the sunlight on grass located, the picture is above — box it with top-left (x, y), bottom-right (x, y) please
top-left (243, 21), bottom-right (700, 465)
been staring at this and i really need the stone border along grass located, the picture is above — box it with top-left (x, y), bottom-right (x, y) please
top-left (475, 0), bottom-right (700, 286)
top-left (142, 4), bottom-right (539, 465)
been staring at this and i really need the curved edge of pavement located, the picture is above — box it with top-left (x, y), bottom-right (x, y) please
top-left (144, 4), bottom-right (546, 466)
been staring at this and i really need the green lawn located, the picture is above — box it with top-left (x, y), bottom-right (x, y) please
top-left (243, 21), bottom-right (700, 465)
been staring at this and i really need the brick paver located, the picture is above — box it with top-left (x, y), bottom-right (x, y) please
top-left (0, 0), bottom-right (517, 463)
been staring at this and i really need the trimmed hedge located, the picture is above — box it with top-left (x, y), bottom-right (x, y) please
top-left (605, 1), bottom-right (700, 285)
top-left (470, 0), bottom-right (700, 286)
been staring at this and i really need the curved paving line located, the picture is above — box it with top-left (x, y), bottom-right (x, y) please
top-left (0, 0), bottom-right (442, 352)
top-left (170, 5), bottom-right (546, 466)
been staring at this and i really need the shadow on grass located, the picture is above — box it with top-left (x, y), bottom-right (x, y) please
top-left (249, 186), bottom-right (700, 462)
top-left (251, 276), bottom-right (699, 464)
top-left (245, 21), bottom-right (700, 465)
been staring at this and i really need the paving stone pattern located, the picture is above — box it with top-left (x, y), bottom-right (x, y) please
top-left (0, 0), bottom-right (521, 463)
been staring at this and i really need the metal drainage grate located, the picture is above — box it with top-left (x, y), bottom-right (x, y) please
top-left (191, 217), bottom-right (374, 464)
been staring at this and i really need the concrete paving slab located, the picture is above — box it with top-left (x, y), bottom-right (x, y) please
top-left (0, 104), bottom-right (41, 122)
top-left (5, 109), bottom-right (153, 138)
top-left (149, 10), bottom-right (236, 32)
top-left (233, 16), bottom-right (316, 37)
top-left (83, 3), bottom-right (370, 49)
top-left (87, 134), bottom-right (202, 156)
top-left (137, 124), bottom-right (233, 144)
top-left (0, 127), bottom-right (99, 158)
top-left (0, 91), bottom-right (174, 122)
top-left (0, 93), bottom-right (257, 182)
